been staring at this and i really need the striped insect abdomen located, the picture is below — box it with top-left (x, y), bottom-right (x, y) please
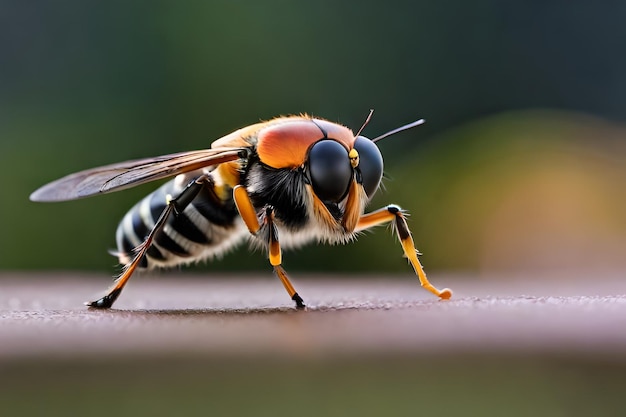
top-left (115, 170), bottom-right (246, 269)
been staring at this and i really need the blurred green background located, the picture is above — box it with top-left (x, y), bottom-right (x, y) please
top-left (3, 3), bottom-right (626, 417)
top-left (2, 0), bottom-right (625, 276)
top-left (2, 355), bottom-right (625, 417)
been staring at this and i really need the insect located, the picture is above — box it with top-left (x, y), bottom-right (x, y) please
top-left (30, 112), bottom-right (452, 309)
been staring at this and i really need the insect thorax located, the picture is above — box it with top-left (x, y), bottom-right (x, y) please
top-left (243, 161), bottom-right (361, 247)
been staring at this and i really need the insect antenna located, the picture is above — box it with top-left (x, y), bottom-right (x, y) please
top-left (372, 118), bottom-right (425, 143)
top-left (354, 109), bottom-right (374, 138)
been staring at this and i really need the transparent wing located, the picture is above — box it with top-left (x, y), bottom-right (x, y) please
top-left (30, 147), bottom-right (246, 202)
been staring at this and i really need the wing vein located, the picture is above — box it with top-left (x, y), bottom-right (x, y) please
top-left (31, 147), bottom-right (246, 202)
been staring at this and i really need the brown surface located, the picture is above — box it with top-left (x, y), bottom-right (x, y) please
top-left (1, 272), bottom-right (626, 360)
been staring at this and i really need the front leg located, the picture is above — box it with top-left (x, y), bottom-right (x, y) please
top-left (357, 205), bottom-right (452, 300)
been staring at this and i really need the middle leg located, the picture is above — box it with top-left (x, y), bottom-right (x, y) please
top-left (233, 185), bottom-right (305, 309)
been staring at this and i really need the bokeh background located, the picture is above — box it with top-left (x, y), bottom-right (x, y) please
top-left (2, 2), bottom-right (626, 416)
top-left (2, 1), bottom-right (626, 277)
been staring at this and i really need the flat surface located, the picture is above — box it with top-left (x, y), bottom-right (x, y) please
top-left (3, 272), bottom-right (626, 417)
top-left (2, 272), bottom-right (626, 360)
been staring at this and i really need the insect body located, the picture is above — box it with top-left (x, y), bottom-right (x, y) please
top-left (30, 114), bottom-right (452, 309)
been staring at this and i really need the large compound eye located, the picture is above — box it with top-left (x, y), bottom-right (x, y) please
top-left (307, 140), bottom-right (352, 203)
top-left (354, 136), bottom-right (383, 198)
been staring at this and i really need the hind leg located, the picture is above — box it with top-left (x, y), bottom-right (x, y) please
top-left (87, 174), bottom-right (211, 309)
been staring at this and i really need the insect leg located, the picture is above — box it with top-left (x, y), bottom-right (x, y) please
top-left (87, 174), bottom-right (211, 309)
top-left (233, 185), bottom-right (305, 309)
top-left (357, 205), bottom-right (452, 300)
top-left (265, 207), bottom-right (306, 309)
